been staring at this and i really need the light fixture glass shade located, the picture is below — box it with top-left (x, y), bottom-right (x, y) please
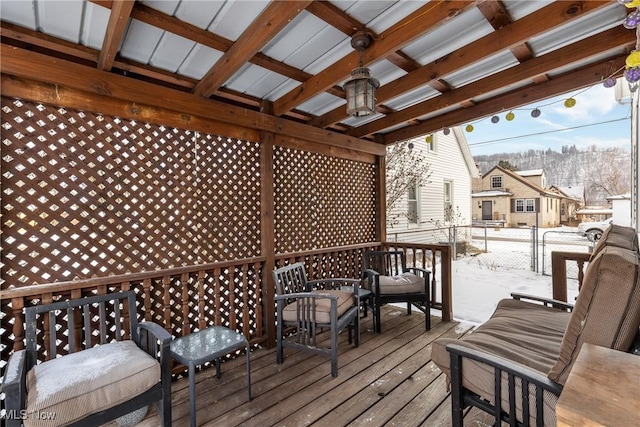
top-left (344, 67), bottom-right (379, 117)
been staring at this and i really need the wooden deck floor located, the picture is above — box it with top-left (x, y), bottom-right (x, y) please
top-left (129, 306), bottom-right (494, 427)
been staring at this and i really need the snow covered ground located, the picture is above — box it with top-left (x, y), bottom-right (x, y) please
top-left (449, 256), bottom-right (579, 327)
top-left (441, 226), bottom-right (585, 328)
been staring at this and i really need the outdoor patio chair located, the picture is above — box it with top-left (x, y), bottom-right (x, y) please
top-left (272, 262), bottom-right (360, 377)
top-left (2, 291), bottom-right (172, 427)
top-left (433, 224), bottom-right (640, 426)
top-left (362, 250), bottom-right (431, 333)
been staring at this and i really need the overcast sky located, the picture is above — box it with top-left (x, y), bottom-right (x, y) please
top-left (464, 79), bottom-right (633, 156)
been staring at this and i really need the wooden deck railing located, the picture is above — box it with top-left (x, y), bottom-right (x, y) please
top-left (1, 257), bottom-right (268, 354)
top-left (1, 242), bottom-right (453, 356)
top-left (551, 251), bottom-right (591, 302)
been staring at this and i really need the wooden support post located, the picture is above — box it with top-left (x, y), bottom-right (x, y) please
top-left (375, 152), bottom-right (387, 243)
top-left (260, 128), bottom-right (276, 348)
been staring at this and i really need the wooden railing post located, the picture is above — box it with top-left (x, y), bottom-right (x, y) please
top-left (11, 297), bottom-right (25, 351)
top-left (551, 252), bottom-right (568, 302)
top-left (551, 251), bottom-right (591, 302)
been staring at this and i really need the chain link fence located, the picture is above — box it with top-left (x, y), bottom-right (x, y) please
top-left (388, 225), bottom-right (592, 277)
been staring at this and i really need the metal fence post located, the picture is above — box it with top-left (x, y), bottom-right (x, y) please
top-left (531, 226), bottom-right (537, 272)
top-left (484, 226), bottom-right (487, 253)
top-left (453, 225), bottom-right (457, 260)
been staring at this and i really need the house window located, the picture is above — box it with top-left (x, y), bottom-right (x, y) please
top-left (516, 199), bottom-right (524, 212)
top-left (426, 135), bottom-right (436, 152)
top-left (444, 180), bottom-right (453, 221)
top-left (526, 199), bottom-right (535, 212)
top-left (515, 199), bottom-right (536, 213)
top-left (491, 175), bottom-right (502, 189)
top-left (407, 183), bottom-right (419, 224)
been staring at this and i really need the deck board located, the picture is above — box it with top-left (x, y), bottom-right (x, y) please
top-left (125, 306), bottom-right (477, 427)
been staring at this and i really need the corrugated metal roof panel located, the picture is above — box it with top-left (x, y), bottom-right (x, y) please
top-left (81, 2), bottom-right (110, 50)
top-left (402, 7), bottom-right (494, 66)
top-left (530, 3), bottom-right (626, 56)
top-left (38, 0), bottom-right (85, 44)
top-left (120, 19), bottom-right (166, 64)
top-left (1, 0), bottom-right (37, 30)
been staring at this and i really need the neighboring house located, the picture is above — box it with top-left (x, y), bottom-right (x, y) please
top-left (387, 127), bottom-right (478, 240)
top-left (472, 166), bottom-right (563, 228)
top-left (549, 185), bottom-right (583, 226)
top-left (576, 207), bottom-right (613, 222)
top-left (607, 194), bottom-right (631, 226)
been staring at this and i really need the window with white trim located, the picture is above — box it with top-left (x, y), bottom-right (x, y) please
top-left (407, 183), bottom-right (419, 224)
top-left (444, 180), bottom-right (453, 221)
top-left (491, 175), bottom-right (502, 189)
top-left (516, 198), bottom-right (536, 212)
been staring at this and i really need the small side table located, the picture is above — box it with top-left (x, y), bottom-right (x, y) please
top-left (170, 326), bottom-right (251, 427)
top-left (556, 343), bottom-right (640, 426)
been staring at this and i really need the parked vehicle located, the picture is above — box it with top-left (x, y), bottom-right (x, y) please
top-left (577, 219), bottom-right (613, 242)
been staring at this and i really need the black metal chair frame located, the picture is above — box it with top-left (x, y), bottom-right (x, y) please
top-left (362, 250), bottom-right (431, 333)
top-left (2, 291), bottom-right (172, 427)
top-left (272, 262), bottom-right (360, 377)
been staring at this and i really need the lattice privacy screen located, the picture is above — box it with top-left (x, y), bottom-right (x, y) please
top-left (1, 98), bottom-right (262, 287)
top-left (1, 97), bottom-right (378, 288)
top-left (274, 146), bottom-right (376, 253)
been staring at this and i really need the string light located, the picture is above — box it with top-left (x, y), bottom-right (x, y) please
top-left (620, 0), bottom-right (640, 91)
top-left (453, 0), bottom-right (635, 135)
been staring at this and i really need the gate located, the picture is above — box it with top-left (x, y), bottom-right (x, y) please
top-left (540, 230), bottom-right (592, 276)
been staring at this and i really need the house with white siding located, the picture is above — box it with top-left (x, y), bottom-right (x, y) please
top-left (387, 127), bottom-right (478, 243)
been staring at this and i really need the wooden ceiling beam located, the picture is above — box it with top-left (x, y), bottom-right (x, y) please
top-left (193, 1), bottom-right (313, 97)
top-left (93, 1), bottom-right (315, 86)
top-left (476, 0), bottom-right (511, 29)
top-left (306, 1), bottom-right (365, 35)
top-left (0, 21), bottom-right (97, 62)
top-left (0, 45), bottom-right (384, 156)
top-left (382, 55), bottom-right (627, 144)
top-left (349, 25), bottom-right (633, 138)
top-left (307, 2), bottom-right (420, 74)
top-left (310, 0), bottom-right (613, 129)
top-left (1, 13), bottom-right (312, 113)
top-left (477, 0), bottom-right (533, 63)
top-left (97, 0), bottom-right (135, 71)
top-left (0, 74), bottom-right (262, 143)
top-left (272, 1), bottom-right (478, 117)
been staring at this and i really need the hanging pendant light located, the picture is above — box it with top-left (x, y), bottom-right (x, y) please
top-left (344, 32), bottom-right (379, 117)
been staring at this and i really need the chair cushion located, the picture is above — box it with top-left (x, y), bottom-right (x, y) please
top-left (282, 289), bottom-right (355, 324)
top-left (375, 272), bottom-right (424, 295)
top-left (590, 223), bottom-right (638, 261)
top-left (433, 299), bottom-right (570, 426)
top-left (433, 298), bottom-right (570, 379)
top-left (25, 340), bottom-right (159, 427)
top-left (548, 245), bottom-right (640, 385)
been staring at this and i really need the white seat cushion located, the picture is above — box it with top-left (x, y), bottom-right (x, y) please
top-left (376, 272), bottom-right (424, 295)
top-left (25, 340), bottom-right (159, 427)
